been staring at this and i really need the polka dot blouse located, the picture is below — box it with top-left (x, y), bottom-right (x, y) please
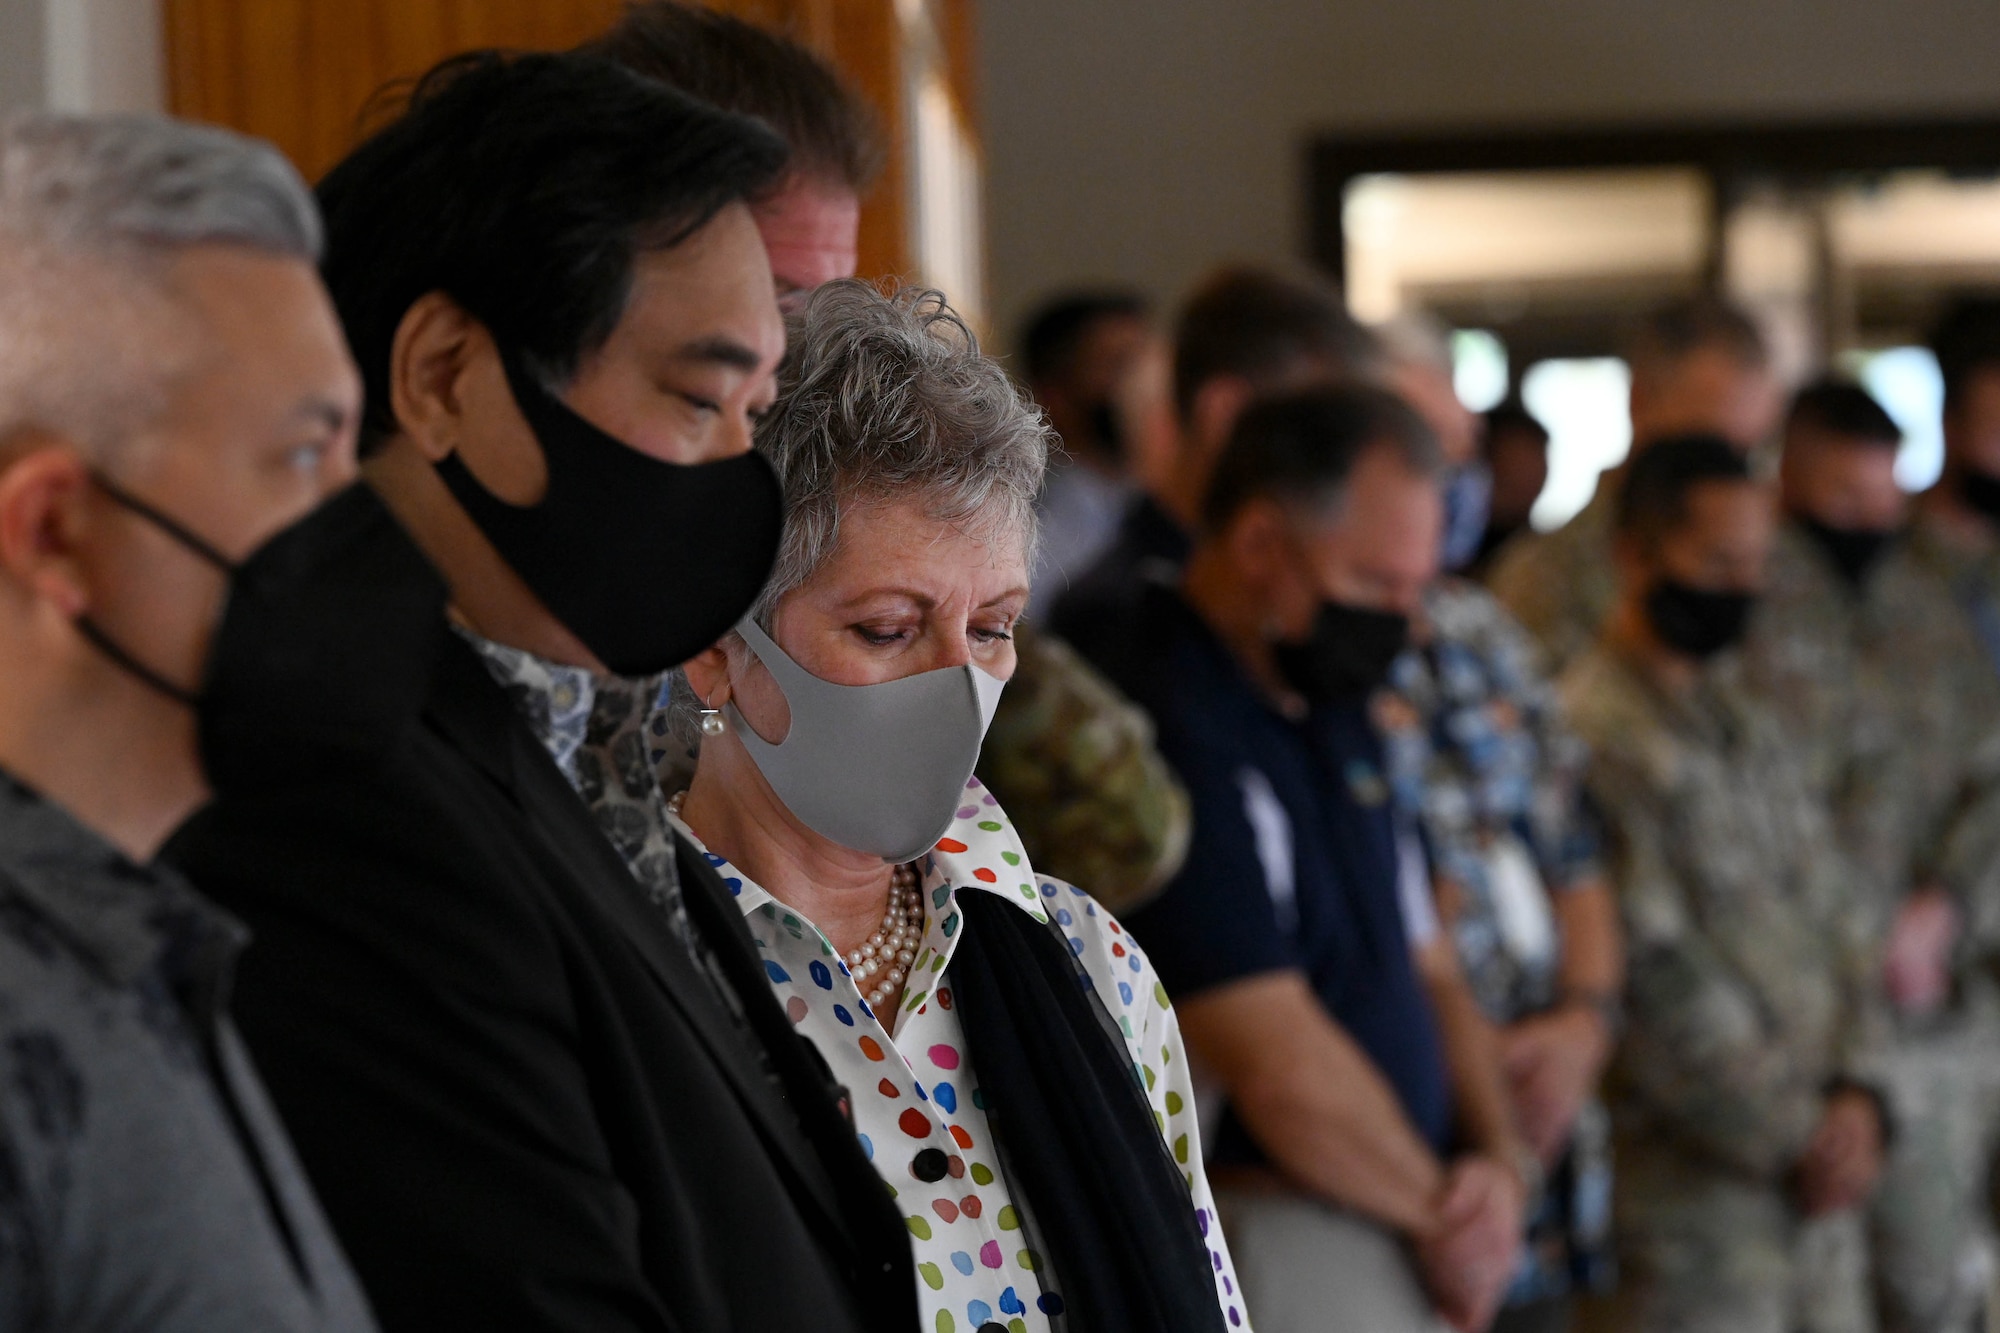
top-left (670, 777), bottom-right (1248, 1333)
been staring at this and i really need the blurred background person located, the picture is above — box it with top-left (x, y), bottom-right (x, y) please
top-left (0, 111), bottom-right (374, 1331)
top-left (1562, 436), bottom-right (1889, 1333)
top-left (1018, 287), bottom-right (1154, 616)
top-left (672, 280), bottom-right (1244, 1333)
top-left (1475, 403), bottom-right (1553, 579)
top-left (1093, 387), bottom-right (1531, 1333)
top-left (1374, 319), bottom-right (1624, 1333)
top-left (583, 0), bottom-right (881, 311)
top-left (1742, 378), bottom-right (2000, 1333)
top-left (1492, 295), bottom-right (1784, 671)
top-left (1051, 264), bottom-right (1383, 663)
top-left (1913, 297), bottom-right (2000, 676)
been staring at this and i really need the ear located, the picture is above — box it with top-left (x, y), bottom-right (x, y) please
top-left (1612, 530), bottom-right (1651, 591)
top-left (1221, 497), bottom-right (1292, 591)
top-left (680, 637), bottom-right (736, 709)
top-left (388, 291), bottom-right (484, 464)
top-left (0, 441), bottom-right (95, 618)
top-left (1189, 375), bottom-right (1255, 456)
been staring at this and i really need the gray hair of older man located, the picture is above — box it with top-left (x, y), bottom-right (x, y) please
top-left (661, 280), bottom-right (1050, 757)
top-left (0, 112), bottom-right (321, 464)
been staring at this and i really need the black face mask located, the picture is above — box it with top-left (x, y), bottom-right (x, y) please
top-left (83, 479), bottom-right (449, 793)
top-left (1962, 467), bottom-right (2000, 527)
top-left (1645, 579), bottom-right (1754, 662)
top-left (1272, 600), bottom-right (1411, 705)
top-left (1085, 400), bottom-right (1126, 463)
top-left (434, 354), bottom-right (783, 677)
top-left (1797, 516), bottom-right (1897, 591)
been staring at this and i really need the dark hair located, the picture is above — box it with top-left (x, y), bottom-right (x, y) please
top-left (1483, 402), bottom-right (1550, 452)
top-left (1172, 266), bottom-right (1380, 420)
top-left (1626, 293), bottom-right (1768, 377)
top-left (1928, 296), bottom-right (2000, 414)
top-left (1019, 289), bottom-right (1149, 385)
top-left (1785, 377), bottom-right (1900, 448)
top-left (584, 2), bottom-right (882, 193)
top-left (1201, 384), bottom-right (1441, 534)
top-left (1616, 432), bottom-right (1754, 549)
top-left (319, 50), bottom-right (788, 453)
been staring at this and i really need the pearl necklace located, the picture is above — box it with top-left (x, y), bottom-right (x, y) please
top-left (667, 792), bottom-right (924, 1011)
top-left (851, 863), bottom-right (924, 1010)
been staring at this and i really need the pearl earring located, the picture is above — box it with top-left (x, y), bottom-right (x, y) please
top-left (699, 708), bottom-right (727, 737)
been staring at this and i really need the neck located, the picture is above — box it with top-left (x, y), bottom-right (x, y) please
top-left (363, 440), bottom-right (602, 668)
top-left (1606, 596), bottom-right (1699, 698)
top-left (680, 734), bottom-right (894, 956)
top-left (0, 638), bottom-right (207, 862)
top-left (1182, 547), bottom-right (1302, 714)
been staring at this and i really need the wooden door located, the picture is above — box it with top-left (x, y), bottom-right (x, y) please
top-left (162, 0), bottom-right (981, 302)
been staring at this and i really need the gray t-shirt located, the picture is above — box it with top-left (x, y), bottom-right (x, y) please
top-left (0, 771), bottom-right (375, 1332)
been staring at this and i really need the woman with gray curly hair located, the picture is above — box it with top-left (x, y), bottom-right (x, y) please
top-left (671, 281), bottom-right (1245, 1333)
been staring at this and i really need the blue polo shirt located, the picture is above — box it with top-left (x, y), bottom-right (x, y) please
top-left (1098, 584), bottom-right (1453, 1166)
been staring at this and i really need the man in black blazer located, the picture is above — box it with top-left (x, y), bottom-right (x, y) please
top-left (164, 51), bottom-right (915, 1333)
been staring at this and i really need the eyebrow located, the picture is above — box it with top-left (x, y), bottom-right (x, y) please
top-left (287, 396), bottom-right (353, 432)
top-left (674, 335), bottom-right (766, 373)
top-left (838, 585), bottom-right (1032, 612)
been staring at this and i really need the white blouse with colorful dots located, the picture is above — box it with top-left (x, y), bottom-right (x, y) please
top-left (669, 777), bottom-right (1248, 1333)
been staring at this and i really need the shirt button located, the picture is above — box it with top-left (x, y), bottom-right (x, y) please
top-left (911, 1147), bottom-right (950, 1182)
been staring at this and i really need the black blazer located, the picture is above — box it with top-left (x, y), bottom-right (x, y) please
top-left (165, 633), bottom-right (915, 1333)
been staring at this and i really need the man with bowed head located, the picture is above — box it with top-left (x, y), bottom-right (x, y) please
top-left (1492, 295), bottom-right (1784, 671)
top-left (1562, 436), bottom-right (1890, 1333)
top-left (1095, 386), bottom-right (1531, 1333)
top-left (163, 50), bottom-right (915, 1332)
top-left (0, 113), bottom-right (373, 1329)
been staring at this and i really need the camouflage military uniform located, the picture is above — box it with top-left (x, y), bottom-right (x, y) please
top-left (1488, 479), bottom-right (1622, 674)
top-left (1908, 507), bottom-right (2000, 681)
top-left (1744, 522), bottom-right (2000, 1332)
top-left (1562, 643), bottom-right (1886, 1333)
top-left (975, 624), bottom-right (1191, 915)
top-left (1377, 578), bottom-right (1614, 1308)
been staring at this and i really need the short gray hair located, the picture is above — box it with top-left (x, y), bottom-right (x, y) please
top-left (749, 279), bottom-right (1050, 622)
top-left (0, 112), bottom-right (322, 463)
top-left (661, 280), bottom-right (1050, 758)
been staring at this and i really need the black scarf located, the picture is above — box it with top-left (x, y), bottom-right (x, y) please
top-left (949, 891), bottom-right (1227, 1333)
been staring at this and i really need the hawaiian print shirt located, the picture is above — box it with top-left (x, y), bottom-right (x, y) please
top-left (464, 635), bottom-right (701, 946)
top-left (670, 780), bottom-right (1248, 1333)
top-left (1378, 578), bottom-right (1601, 1022)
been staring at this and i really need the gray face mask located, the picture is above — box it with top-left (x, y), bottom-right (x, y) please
top-left (726, 617), bottom-right (1007, 863)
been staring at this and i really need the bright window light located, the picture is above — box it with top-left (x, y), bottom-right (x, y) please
top-left (1852, 346), bottom-right (1945, 493)
top-left (1453, 329), bottom-right (1509, 413)
top-left (1521, 358), bottom-right (1632, 531)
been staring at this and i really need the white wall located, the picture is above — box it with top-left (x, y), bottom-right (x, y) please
top-left (0, 0), bottom-right (161, 116)
top-left (979, 0), bottom-right (2000, 350)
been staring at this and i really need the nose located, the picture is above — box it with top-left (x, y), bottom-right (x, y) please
top-left (924, 623), bottom-right (976, 672)
top-left (714, 410), bottom-right (757, 462)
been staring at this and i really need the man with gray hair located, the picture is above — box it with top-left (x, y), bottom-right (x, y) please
top-left (0, 112), bottom-right (373, 1329)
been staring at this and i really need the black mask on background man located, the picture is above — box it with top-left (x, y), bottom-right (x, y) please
top-left (1961, 467), bottom-right (2000, 527)
top-left (1797, 516), bottom-right (1897, 591)
top-left (434, 353), bottom-right (783, 677)
top-left (1273, 600), bottom-right (1411, 705)
top-left (1645, 579), bottom-right (1754, 661)
top-left (1085, 400), bottom-right (1126, 464)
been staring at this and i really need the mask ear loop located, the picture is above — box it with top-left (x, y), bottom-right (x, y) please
top-left (72, 470), bottom-right (236, 708)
